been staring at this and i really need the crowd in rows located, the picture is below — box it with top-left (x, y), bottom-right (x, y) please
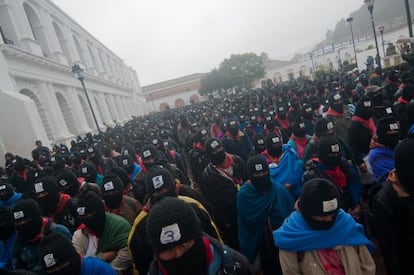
top-left (1, 64), bottom-right (414, 275)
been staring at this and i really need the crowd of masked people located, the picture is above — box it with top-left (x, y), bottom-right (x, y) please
top-left (1, 63), bottom-right (414, 275)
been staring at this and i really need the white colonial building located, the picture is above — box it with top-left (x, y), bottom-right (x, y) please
top-left (0, 0), bottom-right (147, 163)
top-left (143, 73), bottom-right (204, 112)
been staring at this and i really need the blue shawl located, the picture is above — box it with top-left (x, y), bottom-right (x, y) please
top-left (274, 209), bottom-right (374, 253)
top-left (368, 147), bottom-right (394, 182)
top-left (129, 163), bottom-right (142, 182)
top-left (237, 181), bottom-right (294, 262)
top-left (0, 192), bottom-right (22, 208)
top-left (269, 144), bottom-right (303, 199)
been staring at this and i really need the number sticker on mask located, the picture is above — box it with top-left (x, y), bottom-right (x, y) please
top-left (160, 223), bottom-right (181, 245)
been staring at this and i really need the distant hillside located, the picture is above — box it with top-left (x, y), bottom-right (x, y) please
top-left (317, 0), bottom-right (410, 48)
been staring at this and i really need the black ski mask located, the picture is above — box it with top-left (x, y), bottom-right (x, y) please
top-left (159, 236), bottom-right (207, 275)
top-left (145, 167), bottom-right (177, 204)
top-left (247, 155), bottom-right (272, 192)
top-left (77, 191), bottom-right (106, 237)
top-left (265, 134), bottom-right (283, 158)
top-left (12, 199), bottom-right (43, 241)
top-left (318, 136), bottom-right (342, 167)
top-left (34, 176), bottom-right (61, 215)
top-left (101, 175), bottom-right (124, 209)
top-left (376, 117), bottom-right (400, 149)
top-left (205, 138), bottom-right (226, 165)
top-left (292, 119), bottom-right (307, 138)
top-left (299, 178), bottom-right (340, 230)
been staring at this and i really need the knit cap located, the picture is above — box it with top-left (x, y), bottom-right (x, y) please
top-left (146, 197), bottom-right (201, 253)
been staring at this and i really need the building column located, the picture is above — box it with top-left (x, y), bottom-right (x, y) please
top-left (39, 81), bottom-right (71, 140)
top-left (79, 38), bottom-right (98, 76)
top-left (65, 86), bottom-right (91, 133)
top-left (5, 0), bottom-right (43, 56)
top-left (108, 95), bottom-right (121, 123)
top-left (39, 9), bottom-right (68, 65)
top-left (60, 24), bottom-right (81, 64)
top-left (98, 93), bottom-right (113, 125)
top-left (88, 90), bottom-right (105, 128)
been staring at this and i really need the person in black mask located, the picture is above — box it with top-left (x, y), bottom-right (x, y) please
top-left (119, 154), bottom-right (142, 183)
top-left (189, 128), bottom-right (210, 185)
top-left (39, 232), bottom-right (116, 275)
top-left (201, 138), bottom-right (247, 250)
top-left (303, 136), bottom-right (361, 219)
top-left (273, 178), bottom-right (375, 275)
top-left (70, 152), bottom-right (84, 176)
top-left (146, 197), bottom-right (252, 275)
top-left (72, 191), bottom-right (132, 272)
top-left (101, 174), bottom-right (141, 224)
top-left (326, 93), bottom-right (351, 143)
top-left (261, 133), bottom-right (283, 165)
top-left (140, 145), bottom-right (161, 170)
top-left (11, 198), bottom-right (72, 274)
top-left (128, 167), bottom-right (220, 275)
top-left (348, 97), bottom-right (374, 172)
top-left (287, 118), bottom-right (310, 161)
top-left (248, 134), bottom-right (266, 159)
top-left (32, 176), bottom-right (80, 233)
top-left (300, 178), bottom-right (341, 230)
top-left (368, 117), bottom-right (400, 182)
top-left (86, 146), bottom-right (104, 174)
top-left (79, 162), bottom-right (103, 185)
top-left (274, 178), bottom-right (375, 275)
top-left (275, 106), bottom-right (291, 136)
top-left (301, 104), bottom-right (316, 136)
top-left (365, 85), bottom-right (388, 121)
top-left (222, 119), bottom-right (253, 161)
top-left (0, 206), bottom-right (16, 270)
top-left (0, 181), bottom-right (22, 208)
top-left (8, 156), bottom-right (38, 196)
top-left (145, 166), bottom-right (178, 205)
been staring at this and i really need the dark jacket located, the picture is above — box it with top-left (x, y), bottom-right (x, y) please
top-left (49, 194), bottom-right (80, 234)
top-left (348, 120), bottom-right (373, 165)
top-left (189, 146), bottom-right (209, 184)
top-left (373, 181), bottom-right (414, 275)
top-left (8, 167), bottom-right (38, 196)
top-left (201, 155), bottom-right (247, 249)
top-left (148, 235), bottom-right (252, 275)
top-left (222, 131), bottom-right (253, 161)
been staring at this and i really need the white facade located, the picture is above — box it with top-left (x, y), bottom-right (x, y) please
top-left (0, 0), bottom-right (146, 163)
top-left (263, 27), bottom-right (412, 84)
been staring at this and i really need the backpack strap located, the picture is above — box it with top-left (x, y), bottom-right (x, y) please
top-left (221, 243), bottom-right (236, 274)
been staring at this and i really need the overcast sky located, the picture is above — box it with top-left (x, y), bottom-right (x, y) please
top-left (51, 0), bottom-right (363, 86)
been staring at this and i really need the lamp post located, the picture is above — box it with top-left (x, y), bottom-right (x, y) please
top-left (71, 64), bottom-right (101, 133)
top-left (377, 25), bottom-right (385, 56)
top-left (364, 0), bottom-right (381, 72)
top-left (346, 17), bottom-right (358, 67)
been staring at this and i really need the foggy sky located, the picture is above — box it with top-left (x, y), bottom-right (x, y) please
top-left (51, 0), bottom-right (364, 86)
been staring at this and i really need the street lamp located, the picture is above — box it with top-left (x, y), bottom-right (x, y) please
top-left (71, 63), bottom-right (101, 133)
top-left (346, 17), bottom-right (358, 67)
top-left (377, 25), bottom-right (385, 56)
top-left (405, 0), bottom-right (413, 38)
top-left (364, 0), bottom-right (381, 72)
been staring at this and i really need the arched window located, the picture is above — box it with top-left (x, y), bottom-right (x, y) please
top-left (87, 44), bottom-right (98, 70)
top-left (20, 89), bottom-right (53, 140)
top-left (23, 3), bottom-right (50, 57)
top-left (78, 94), bottom-right (94, 129)
top-left (72, 35), bottom-right (86, 67)
top-left (55, 92), bottom-right (77, 135)
top-left (52, 22), bottom-right (71, 64)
